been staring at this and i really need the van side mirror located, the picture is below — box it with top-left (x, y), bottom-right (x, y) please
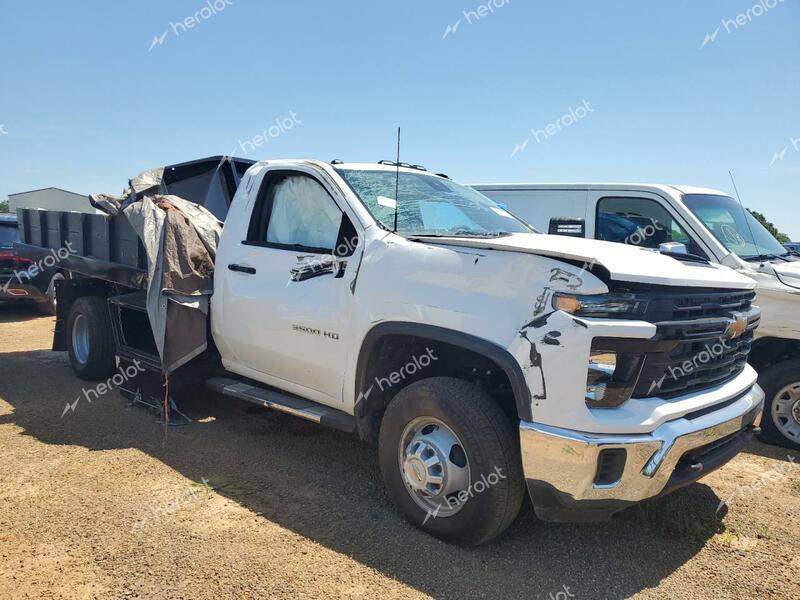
top-left (549, 217), bottom-right (586, 238)
top-left (659, 242), bottom-right (688, 255)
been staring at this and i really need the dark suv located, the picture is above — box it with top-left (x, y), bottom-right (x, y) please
top-left (0, 213), bottom-right (63, 314)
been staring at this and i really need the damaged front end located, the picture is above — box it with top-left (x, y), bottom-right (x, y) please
top-left (508, 266), bottom-right (765, 521)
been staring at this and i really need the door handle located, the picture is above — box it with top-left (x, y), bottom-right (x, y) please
top-left (228, 264), bottom-right (256, 275)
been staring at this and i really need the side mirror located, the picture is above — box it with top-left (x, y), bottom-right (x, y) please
top-left (549, 217), bottom-right (586, 238)
top-left (659, 242), bottom-right (688, 255)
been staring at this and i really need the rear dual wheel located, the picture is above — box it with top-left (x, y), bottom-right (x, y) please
top-left (66, 296), bottom-right (117, 381)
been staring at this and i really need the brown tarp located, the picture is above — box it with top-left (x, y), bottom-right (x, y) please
top-left (90, 170), bottom-right (223, 374)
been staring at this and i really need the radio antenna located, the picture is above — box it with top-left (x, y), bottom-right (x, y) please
top-left (393, 127), bottom-right (400, 233)
top-left (728, 170), bottom-right (764, 264)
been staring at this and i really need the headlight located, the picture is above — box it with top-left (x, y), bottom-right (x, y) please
top-left (553, 293), bottom-right (649, 318)
top-left (585, 342), bottom-right (646, 408)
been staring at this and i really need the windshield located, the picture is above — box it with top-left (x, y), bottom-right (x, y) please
top-left (682, 194), bottom-right (789, 260)
top-left (0, 224), bottom-right (19, 247)
top-left (336, 168), bottom-right (533, 237)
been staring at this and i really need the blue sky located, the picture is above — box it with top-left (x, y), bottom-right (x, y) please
top-left (1, 0), bottom-right (798, 239)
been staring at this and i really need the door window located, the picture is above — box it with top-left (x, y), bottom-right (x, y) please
top-left (596, 197), bottom-right (706, 257)
top-left (249, 173), bottom-right (343, 253)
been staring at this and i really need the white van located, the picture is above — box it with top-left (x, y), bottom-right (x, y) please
top-left (471, 182), bottom-right (800, 451)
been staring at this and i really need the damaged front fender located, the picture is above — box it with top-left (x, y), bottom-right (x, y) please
top-left (509, 301), bottom-right (656, 426)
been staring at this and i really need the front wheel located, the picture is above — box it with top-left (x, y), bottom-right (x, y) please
top-left (758, 359), bottom-right (800, 451)
top-left (378, 377), bottom-right (525, 546)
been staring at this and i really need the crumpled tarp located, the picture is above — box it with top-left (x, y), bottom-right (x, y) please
top-left (90, 168), bottom-right (222, 374)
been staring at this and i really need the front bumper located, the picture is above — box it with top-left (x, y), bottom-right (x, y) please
top-left (520, 383), bottom-right (764, 521)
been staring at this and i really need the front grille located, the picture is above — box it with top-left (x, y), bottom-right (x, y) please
top-left (610, 288), bottom-right (758, 399)
top-left (633, 327), bottom-right (754, 398)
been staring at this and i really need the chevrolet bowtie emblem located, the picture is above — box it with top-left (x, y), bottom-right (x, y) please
top-left (723, 313), bottom-right (749, 340)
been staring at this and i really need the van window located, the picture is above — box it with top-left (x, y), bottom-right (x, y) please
top-left (0, 224), bottom-right (19, 247)
top-left (596, 197), bottom-right (706, 257)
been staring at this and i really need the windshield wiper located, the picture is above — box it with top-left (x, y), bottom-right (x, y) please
top-left (742, 253), bottom-right (790, 262)
top-left (409, 230), bottom-right (511, 239)
top-left (449, 229), bottom-right (512, 238)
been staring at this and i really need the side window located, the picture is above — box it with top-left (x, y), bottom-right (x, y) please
top-left (596, 197), bottom-right (705, 256)
top-left (248, 173), bottom-right (343, 252)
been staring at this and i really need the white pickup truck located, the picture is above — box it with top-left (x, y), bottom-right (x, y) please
top-left (472, 183), bottom-right (799, 451)
top-left (17, 160), bottom-right (764, 546)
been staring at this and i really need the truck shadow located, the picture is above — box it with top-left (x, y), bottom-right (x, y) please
top-left (0, 302), bottom-right (45, 323)
top-left (0, 349), bottom-right (727, 600)
top-left (742, 438), bottom-right (799, 463)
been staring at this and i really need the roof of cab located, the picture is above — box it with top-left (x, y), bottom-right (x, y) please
top-left (251, 159), bottom-right (448, 178)
top-left (468, 182), bottom-right (729, 197)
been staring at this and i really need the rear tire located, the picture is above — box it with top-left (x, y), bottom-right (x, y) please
top-left (37, 272), bottom-right (64, 316)
top-left (758, 359), bottom-right (800, 451)
top-left (67, 296), bottom-right (117, 381)
top-left (378, 377), bottom-right (525, 546)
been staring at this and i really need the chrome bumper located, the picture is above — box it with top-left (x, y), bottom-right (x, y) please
top-left (520, 383), bottom-right (764, 521)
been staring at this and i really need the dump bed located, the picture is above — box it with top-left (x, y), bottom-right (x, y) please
top-left (15, 156), bottom-right (254, 287)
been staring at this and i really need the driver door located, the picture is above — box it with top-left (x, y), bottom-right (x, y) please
top-left (217, 169), bottom-right (360, 406)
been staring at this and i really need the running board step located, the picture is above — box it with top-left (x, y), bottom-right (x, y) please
top-left (205, 377), bottom-right (356, 433)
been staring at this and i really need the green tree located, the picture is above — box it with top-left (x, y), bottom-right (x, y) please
top-left (0, 199), bottom-right (8, 212)
top-left (748, 209), bottom-right (790, 243)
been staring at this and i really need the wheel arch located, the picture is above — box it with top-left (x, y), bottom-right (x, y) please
top-left (353, 322), bottom-right (531, 442)
top-left (750, 336), bottom-right (800, 371)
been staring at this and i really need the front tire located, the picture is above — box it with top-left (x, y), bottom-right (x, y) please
top-left (378, 377), bottom-right (525, 546)
top-left (758, 359), bottom-right (800, 451)
top-left (67, 296), bottom-right (117, 381)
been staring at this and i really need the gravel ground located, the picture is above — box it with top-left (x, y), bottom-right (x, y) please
top-left (0, 303), bottom-right (798, 600)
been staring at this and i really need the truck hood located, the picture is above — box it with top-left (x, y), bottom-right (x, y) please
top-left (771, 261), bottom-right (800, 290)
top-left (418, 233), bottom-right (756, 290)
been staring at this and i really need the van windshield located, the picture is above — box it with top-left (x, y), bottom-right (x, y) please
top-left (336, 169), bottom-right (533, 238)
top-left (682, 194), bottom-right (789, 260)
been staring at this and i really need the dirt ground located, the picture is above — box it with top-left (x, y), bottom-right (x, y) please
top-left (0, 303), bottom-right (798, 600)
